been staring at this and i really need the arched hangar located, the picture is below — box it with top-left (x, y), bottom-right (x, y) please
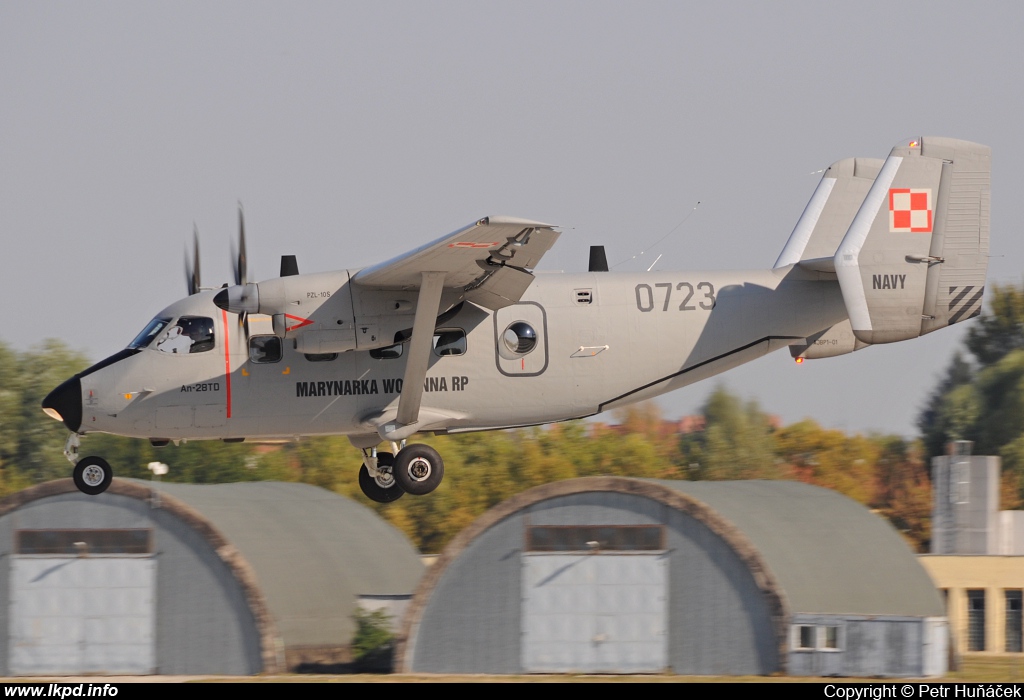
top-left (0, 479), bottom-right (423, 676)
top-left (397, 477), bottom-right (946, 677)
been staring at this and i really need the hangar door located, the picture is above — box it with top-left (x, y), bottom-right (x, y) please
top-left (9, 529), bottom-right (156, 675)
top-left (522, 525), bottom-right (667, 673)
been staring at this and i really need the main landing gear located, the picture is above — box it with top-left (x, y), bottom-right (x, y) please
top-left (358, 442), bottom-right (445, 503)
top-left (64, 434), bottom-right (114, 495)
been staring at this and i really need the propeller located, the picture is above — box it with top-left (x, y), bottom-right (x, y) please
top-left (232, 204), bottom-right (248, 287)
top-left (230, 205), bottom-right (251, 341)
top-left (185, 225), bottom-right (201, 295)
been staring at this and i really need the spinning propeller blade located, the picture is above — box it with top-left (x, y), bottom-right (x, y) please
top-left (185, 225), bottom-right (201, 295)
top-left (232, 204), bottom-right (249, 287)
top-left (233, 205), bottom-right (251, 341)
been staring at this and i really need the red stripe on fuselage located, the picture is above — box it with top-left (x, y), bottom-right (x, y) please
top-left (222, 309), bottom-right (232, 419)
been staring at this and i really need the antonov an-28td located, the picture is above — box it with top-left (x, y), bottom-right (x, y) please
top-left (42, 137), bottom-right (991, 502)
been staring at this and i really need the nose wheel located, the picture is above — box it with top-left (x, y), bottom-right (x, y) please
top-left (73, 456), bottom-right (113, 495)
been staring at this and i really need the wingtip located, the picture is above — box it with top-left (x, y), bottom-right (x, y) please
top-left (479, 215), bottom-right (557, 229)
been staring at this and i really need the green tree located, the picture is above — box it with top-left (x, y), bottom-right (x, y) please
top-left (351, 607), bottom-right (394, 672)
top-left (681, 386), bottom-right (780, 481)
top-left (918, 352), bottom-right (974, 459)
top-left (871, 436), bottom-right (932, 551)
top-left (2, 340), bottom-right (91, 484)
top-left (966, 283), bottom-right (1024, 367)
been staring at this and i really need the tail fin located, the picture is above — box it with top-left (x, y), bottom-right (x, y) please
top-left (775, 157), bottom-right (884, 268)
top-left (834, 137), bottom-right (991, 344)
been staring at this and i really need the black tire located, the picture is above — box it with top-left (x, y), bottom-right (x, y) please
top-left (73, 456), bottom-right (113, 495)
top-left (358, 452), bottom-right (404, 503)
top-left (393, 444), bottom-right (445, 496)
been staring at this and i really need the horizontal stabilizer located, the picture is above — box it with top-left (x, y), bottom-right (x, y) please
top-left (775, 157), bottom-right (883, 268)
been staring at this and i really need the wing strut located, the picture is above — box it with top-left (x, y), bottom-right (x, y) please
top-left (394, 271), bottom-right (446, 429)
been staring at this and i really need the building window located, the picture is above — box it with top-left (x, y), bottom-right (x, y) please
top-left (16, 529), bottom-right (152, 555)
top-left (791, 624), bottom-right (841, 651)
top-left (1007, 590), bottom-right (1023, 653)
top-left (796, 625), bottom-right (815, 650)
top-left (525, 525), bottom-right (664, 552)
top-left (968, 589), bottom-right (986, 651)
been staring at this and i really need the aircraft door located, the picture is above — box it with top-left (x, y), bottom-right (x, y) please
top-left (493, 302), bottom-right (548, 377)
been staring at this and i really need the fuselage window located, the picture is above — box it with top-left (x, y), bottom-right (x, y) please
top-left (370, 344), bottom-right (404, 360)
top-left (129, 317), bottom-right (172, 350)
top-left (500, 321), bottom-right (537, 357)
top-left (433, 329), bottom-right (467, 357)
top-left (250, 336), bottom-right (283, 364)
top-left (304, 352), bottom-right (338, 362)
top-left (156, 316), bottom-right (215, 354)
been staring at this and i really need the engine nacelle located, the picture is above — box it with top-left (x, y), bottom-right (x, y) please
top-left (217, 269), bottom-right (464, 353)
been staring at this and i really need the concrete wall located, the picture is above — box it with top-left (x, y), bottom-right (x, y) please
top-left (920, 555), bottom-right (1024, 657)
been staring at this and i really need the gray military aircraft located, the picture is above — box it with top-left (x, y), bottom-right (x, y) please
top-left (42, 137), bottom-right (991, 502)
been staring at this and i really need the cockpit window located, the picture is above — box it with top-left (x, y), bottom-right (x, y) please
top-left (155, 316), bottom-right (215, 355)
top-left (129, 318), bottom-right (172, 349)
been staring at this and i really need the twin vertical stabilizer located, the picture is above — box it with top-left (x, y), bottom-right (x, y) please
top-left (833, 137), bottom-right (991, 344)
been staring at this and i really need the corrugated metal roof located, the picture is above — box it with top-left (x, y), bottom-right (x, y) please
top-left (139, 480), bottom-right (424, 647)
top-left (650, 479), bottom-right (942, 617)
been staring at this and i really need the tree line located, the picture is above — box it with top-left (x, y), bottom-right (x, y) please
top-left (4, 285), bottom-right (1023, 553)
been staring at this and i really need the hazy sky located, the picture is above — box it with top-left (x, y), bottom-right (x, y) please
top-left (2, 2), bottom-right (1021, 437)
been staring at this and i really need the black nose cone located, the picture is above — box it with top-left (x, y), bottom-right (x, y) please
top-left (42, 376), bottom-right (82, 433)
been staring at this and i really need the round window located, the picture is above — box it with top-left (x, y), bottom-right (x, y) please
top-left (500, 321), bottom-right (537, 358)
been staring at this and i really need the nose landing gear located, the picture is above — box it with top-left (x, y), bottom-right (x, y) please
top-left (64, 433), bottom-right (114, 495)
top-left (73, 456), bottom-right (113, 496)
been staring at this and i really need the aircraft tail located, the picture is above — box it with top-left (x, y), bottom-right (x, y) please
top-left (834, 137), bottom-right (991, 344)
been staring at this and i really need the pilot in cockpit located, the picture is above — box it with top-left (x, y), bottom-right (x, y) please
top-left (156, 324), bottom-right (192, 354)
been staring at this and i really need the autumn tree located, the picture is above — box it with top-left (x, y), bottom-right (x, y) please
top-left (773, 419), bottom-right (878, 505)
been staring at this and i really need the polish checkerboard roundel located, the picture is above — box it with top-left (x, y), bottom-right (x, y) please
top-left (889, 188), bottom-right (932, 233)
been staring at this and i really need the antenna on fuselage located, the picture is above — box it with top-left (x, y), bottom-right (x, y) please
top-left (610, 200), bottom-right (701, 270)
top-left (280, 255), bottom-right (299, 277)
top-left (588, 246), bottom-right (609, 272)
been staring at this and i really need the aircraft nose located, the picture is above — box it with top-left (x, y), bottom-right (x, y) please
top-left (41, 376), bottom-right (82, 433)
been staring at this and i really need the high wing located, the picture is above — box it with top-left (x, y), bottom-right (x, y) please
top-left (353, 215), bottom-right (559, 438)
top-left (353, 215), bottom-right (559, 310)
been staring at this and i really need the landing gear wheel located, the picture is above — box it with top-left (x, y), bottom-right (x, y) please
top-left (73, 456), bottom-right (113, 495)
top-left (358, 452), bottom-right (404, 503)
top-left (393, 444), bottom-right (444, 496)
